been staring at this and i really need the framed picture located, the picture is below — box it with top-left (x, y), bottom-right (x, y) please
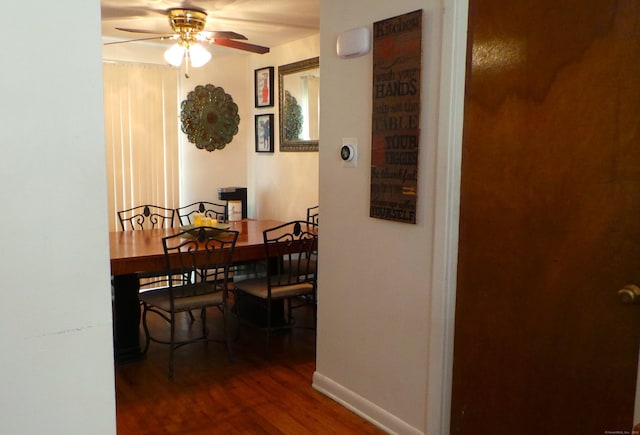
top-left (255, 114), bottom-right (274, 152)
top-left (254, 66), bottom-right (274, 108)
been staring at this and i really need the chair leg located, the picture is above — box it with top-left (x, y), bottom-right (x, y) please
top-left (313, 293), bottom-right (317, 329)
top-left (223, 306), bottom-right (234, 362)
top-left (288, 297), bottom-right (295, 325)
top-left (285, 297), bottom-right (290, 325)
top-left (265, 299), bottom-right (271, 360)
top-left (232, 292), bottom-right (242, 342)
top-left (168, 312), bottom-right (175, 379)
top-left (201, 308), bottom-right (208, 337)
top-left (141, 303), bottom-right (152, 354)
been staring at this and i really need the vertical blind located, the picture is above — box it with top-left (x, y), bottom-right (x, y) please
top-left (103, 63), bottom-right (180, 232)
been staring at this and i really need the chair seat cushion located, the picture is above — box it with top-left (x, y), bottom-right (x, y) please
top-left (234, 277), bottom-right (314, 300)
top-left (139, 284), bottom-right (224, 313)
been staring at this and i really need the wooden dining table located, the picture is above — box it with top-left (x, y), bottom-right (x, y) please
top-left (110, 219), bottom-right (284, 363)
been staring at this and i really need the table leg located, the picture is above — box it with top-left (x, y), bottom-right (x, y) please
top-left (112, 274), bottom-right (143, 363)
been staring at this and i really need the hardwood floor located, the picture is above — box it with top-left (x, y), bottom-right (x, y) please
top-left (115, 297), bottom-right (385, 434)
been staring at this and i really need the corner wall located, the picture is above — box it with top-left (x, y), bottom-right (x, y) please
top-left (172, 35), bottom-right (322, 221)
top-left (106, 35), bottom-right (320, 222)
top-left (178, 55), bottom-right (251, 208)
top-left (246, 35), bottom-right (320, 221)
top-left (1, 1), bottom-right (116, 433)
top-left (315, 1), bottom-right (466, 433)
top-left (183, 34), bottom-right (320, 222)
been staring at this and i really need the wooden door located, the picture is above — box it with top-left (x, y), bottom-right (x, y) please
top-left (451, 1), bottom-right (640, 433)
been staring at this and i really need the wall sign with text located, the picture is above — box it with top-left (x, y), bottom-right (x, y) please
top-left (370, 9), bottom-right (422, 224)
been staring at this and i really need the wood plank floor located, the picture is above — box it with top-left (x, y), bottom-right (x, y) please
top-left (115, 297), bottom-right (386, 434)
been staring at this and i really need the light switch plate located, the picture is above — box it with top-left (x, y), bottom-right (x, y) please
top-left (341, 138), bottom-right (358, 168)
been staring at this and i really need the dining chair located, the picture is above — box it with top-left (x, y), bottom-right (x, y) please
top-left (233, 220), bottom-right (318, 359)
top-left (116, 204), bottom-right (177, 292)
top-left (176, 201), bottom-right (234, 285)
top-left (301, 206), bottom-right (319, 305)
top-left (139, 227), bottom-right (239, 378)
top-left (306, 205), bottom-right (319, 225)
top-left (117, 204), bottom-right (175, 231)
top-left (175, 201), bottom-right (227, 226)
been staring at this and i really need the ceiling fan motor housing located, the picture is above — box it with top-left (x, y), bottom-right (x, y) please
top-left (168, 8), bottom-right (208, 36)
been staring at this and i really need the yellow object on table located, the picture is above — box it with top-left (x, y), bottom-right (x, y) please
top-left (193, 213), bottom-right (204, 226)
top-left (193, 213), bottom-right (218, 227)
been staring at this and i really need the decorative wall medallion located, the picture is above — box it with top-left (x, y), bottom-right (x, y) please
top-left (180, 84), bottom-right (240, 151)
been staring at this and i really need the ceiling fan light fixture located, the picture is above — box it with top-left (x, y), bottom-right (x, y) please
top-left (164, 43), bottom-right (186, 67)
top-left (109, 6), bottom-right (268, 77)
top-left (188, 44), bottom-right (212, 68)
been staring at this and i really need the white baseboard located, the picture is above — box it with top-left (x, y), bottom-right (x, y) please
top-left (312, 371), bottom-right (424, 435)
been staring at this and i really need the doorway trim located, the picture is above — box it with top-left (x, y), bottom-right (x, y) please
top-left (425, 0), bottom-right (468, 434)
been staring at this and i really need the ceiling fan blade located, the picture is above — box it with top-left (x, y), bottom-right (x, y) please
top-left (201, 30), bottom-right (247, 40)
top-left (116, 28), bottom-right (246, 41)
top-left (209, 15), bottom-right (319, 31)
top-left (104, 36), bottom-right (173, 46)
top-left (211, 39), bottom-right (270, 54)
top-left (100, 5), bottom-right (164, 20)
top-left (115, 27), bottom-right (168, 35)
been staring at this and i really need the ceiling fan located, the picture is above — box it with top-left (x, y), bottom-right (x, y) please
top-left (105, 7), bottom-right (269, 77)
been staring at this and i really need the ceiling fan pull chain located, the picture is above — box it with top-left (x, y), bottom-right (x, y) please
top-left (185, 48), bottom-right (191, 79)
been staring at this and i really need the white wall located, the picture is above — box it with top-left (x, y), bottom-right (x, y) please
top-left (178, 36), bottom-right (320, 221)
top-left (0, 1), bottom-right (116, 434)
top-left (179, 35), bottom-right (320, 221)
top-left (314, 1), bottom-right (466, 434)
top-left (103, 39), bottom-right (168, 65)
top-left (177, 55), bottom-right (251, 208)
top-left (99, 4), bottom-right (470, 432)
top-left (105, 39), bottom-right (252, 210)
top-left (104, 36), bottom-right (320, 222)
top-left (246, 35), bottom-right (321, 221)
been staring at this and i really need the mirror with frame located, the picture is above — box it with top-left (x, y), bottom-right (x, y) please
top-left (278, 57), bottom-right (320, 152)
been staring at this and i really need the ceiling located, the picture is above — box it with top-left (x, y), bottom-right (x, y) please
top-left (101, 0), bottom-right (320, 55)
